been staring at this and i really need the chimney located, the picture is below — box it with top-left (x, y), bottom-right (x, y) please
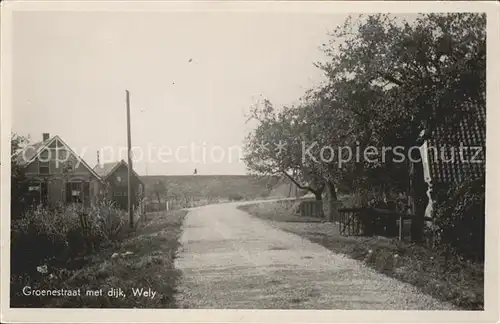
top-left (97, 150), bottom-right (101, 167)
top-left (42, 133), bottom-right (50, 141)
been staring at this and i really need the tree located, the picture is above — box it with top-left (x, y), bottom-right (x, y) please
top-left (244, 96), bottom-right (356, 220)
top-left (313, 13), bottom-right (485, 239)
top-left (313, 13), bottom-right (485, 190)
top-left (299, 78), bottom-right (403, 220)
top-left (243, 99), bottom-right (326, 208)
top-left (244, 13), bottom-right (486, 227)
top-left (317, 13), bottom-right (485, 144)
top-left (11, 133), bottom-right (29, 218)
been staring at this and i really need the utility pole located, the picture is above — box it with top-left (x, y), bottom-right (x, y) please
top-left (126, 90), bottom-right (134, 229)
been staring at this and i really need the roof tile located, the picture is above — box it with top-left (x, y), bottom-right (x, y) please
top-left (427, 99), bottom-right (485, 185)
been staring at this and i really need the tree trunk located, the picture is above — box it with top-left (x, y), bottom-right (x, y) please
top-left (326, 181), bottom-right (340, 222)
top-left (411, 198), bottom-right (426, 243)
top-left (410, 160), bottom-right (426, 243)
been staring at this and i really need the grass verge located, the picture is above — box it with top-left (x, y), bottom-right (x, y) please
top-left (11, 210), bottom-right (187, 308)
top-left (238, 201), bottom-right (484, 310)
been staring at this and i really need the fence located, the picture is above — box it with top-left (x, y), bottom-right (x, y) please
top-left (298, 200), bottom-right (324, 218)
top-left (338, 207), bottom-right (432, 241)
top-left (145, 201), bottom-right (169, 213)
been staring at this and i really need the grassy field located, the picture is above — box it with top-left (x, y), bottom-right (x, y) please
top-left (141, 175), bottom-right (303, 202)
top-left (238, 201), bottom-right (484, 310)
top-left (11, 210), bottom-right (187, 308)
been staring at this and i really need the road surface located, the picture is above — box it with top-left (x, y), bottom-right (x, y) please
top-left (174, 201), bottom-right (455, 309)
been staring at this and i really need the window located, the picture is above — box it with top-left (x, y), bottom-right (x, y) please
top-left (71, 182), bottom-right (82, 202)
top-left (66, 182), bottom-right (82, 203)
top-left (39, 161), bottom-right (50, 174)
top-left (55, 149), bottom-right (67, 160)
top-left (114, 191), bottom-right (122, 197)
top-left (28, 185), bottom-right (41, 192)
top-left (27, 181), bottom-right (47, 206)
top-left (38, 150), bottom-right (50, 174)
top-left (66, 181), bottom-right (89, 204)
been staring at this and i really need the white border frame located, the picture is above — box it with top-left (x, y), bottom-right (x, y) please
top-left (1, 1), bottom-right (499, 323)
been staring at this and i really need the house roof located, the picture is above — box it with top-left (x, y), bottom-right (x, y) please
top-left (424, 97), bottom-right (486, 185)
top-left (93, 159), bottom-right (143, 183)
top-left (93, 161), bottom-right (120, 178)
top-left (13, 135), bottom-right (103, 181)
top-left (14, 137), bottom-right (52, 167)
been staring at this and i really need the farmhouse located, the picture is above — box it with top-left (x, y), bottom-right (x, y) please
top-left (14, 133), bottom-right (104, 207)
top-left (93, 160), bottom-right (144, 210)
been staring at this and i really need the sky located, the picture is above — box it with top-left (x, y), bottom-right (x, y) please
top-left (12, 11), bottom-right (349, 175)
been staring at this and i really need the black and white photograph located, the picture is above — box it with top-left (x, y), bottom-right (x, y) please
top-left (1, 1), bottom-right (498, 323)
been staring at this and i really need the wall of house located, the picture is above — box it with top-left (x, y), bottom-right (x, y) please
top-left (26, 174), bottom-right (104, 208)
top-left (23, 141), bottom-right (104, 207)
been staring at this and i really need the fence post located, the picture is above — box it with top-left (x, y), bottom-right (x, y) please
top-left (398, 215), bottom-right (403, 240)
top-left (329, 200), bottom-right (342, 223)
top-left (78, 210), bottom-right (93, 253)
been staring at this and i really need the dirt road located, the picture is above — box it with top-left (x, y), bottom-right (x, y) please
top-left (174, 201), bottom-right (455, 309)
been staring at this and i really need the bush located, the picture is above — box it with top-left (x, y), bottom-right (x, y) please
top-left (228, 193), bottom-right (244, 201)
top-left (433, 175), bottom-right (485, 261)
top-left (11, 200), bottom-right (128, 278)
top-left (89, 199), bottom-right (128, 241)
top-left (10, 200), bottom-right (132, 307)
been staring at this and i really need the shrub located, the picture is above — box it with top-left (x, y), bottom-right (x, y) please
top-left (228, 193), bottom-right (244, 201)
top-left (89, 199), bottom-right (128, 241)
top-left (433, 175), bottom-right (485, 261)
top-left (11, 200), bottom-right (128, 278)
